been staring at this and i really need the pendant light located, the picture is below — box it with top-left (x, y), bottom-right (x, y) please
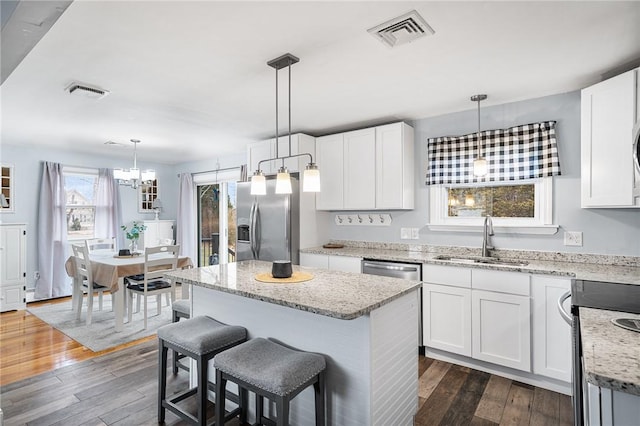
top-left (114, 139), bottom-right (156, 189)
top-left (250, 53), bottom-right (321, 195)
top-left (471, 94), bottom-right (488, 177)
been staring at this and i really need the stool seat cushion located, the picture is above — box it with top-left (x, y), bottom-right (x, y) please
top-left (172, 299), bottom-right (191, 316)
top-left (214, 337), bottom-right (326, 397)
top-left (158, 316), bottom-right (246, 356)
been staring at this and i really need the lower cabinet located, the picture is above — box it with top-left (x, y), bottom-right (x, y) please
top-left (299, 253), bottom-right (362, 273)
top-left (0, 223), bottom-right (27, 312)
top-left (139, 220), bottom-right (174, 249)
top-left (471, 289), bottom-right (531, 372)
top-left (422, 283), bottom-right (472, 356)
top-left (586, 382), bottom-right (640, 426)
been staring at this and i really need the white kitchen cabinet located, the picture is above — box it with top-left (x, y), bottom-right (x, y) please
top-left (532, 276), bottom-right (572, 382)
top-left (315, 133), bottom-right (345, 210)
top-left (315, 122), bottom-right (414, 211)
top-left (299, 253), bottom-right (362, 273)
top-left (0, 224), bottom-right (26, 312)
top-left (581, 67), bottom-right (640, 208)
top-left (139, 220), bottom-right (174, 249)
top-left (247, 133), bottom-right (315, 176)
top-left (344, 127), bottom-right (376, 210)
top-left (375, 123), bottom-right (414, 210)
top-left (472, 289), bottom-right (531, 372)
top-left (422, 283), bottom-right (472, 357)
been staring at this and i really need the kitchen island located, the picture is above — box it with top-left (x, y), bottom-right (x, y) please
top-left (165, 260), bottom-right (422, 425)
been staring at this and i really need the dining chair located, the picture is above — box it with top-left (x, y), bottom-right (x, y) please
top-left (126, 244), bottom-right (180, 329)
top-left (72, 243), bottom-right (110, 325)
top-left (85, 237), bottom-right (116, 253)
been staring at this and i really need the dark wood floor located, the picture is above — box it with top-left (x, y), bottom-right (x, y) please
top-left (1, 338), bottom-right (572, 425)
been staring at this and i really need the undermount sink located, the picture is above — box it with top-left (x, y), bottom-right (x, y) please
top-left (434, 255), bottom-right (529, 267)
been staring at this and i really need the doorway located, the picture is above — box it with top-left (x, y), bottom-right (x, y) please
top-left (196, 181), bottom-right (237, 266)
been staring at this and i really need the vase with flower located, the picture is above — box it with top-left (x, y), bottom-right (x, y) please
top-left (121, 221), bottom-right (147, 254)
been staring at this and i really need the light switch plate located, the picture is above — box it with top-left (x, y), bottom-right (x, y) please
top-left (400, 228), bottom-right (411, 239)
top-left (564, 231), bottom-right (583, 246)
top-left (411, 228), bottom-right (420, 239)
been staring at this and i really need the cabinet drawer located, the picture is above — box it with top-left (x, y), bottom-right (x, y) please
top-left (423, 264), bottom-right (471, 288)
top-left (472, 269), bottom-right (530, 296)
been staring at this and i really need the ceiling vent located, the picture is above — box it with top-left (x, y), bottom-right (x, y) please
top-left (65, 82), bottom-right (110, 99)
top-left (368, 10), bottom-right (435, 48)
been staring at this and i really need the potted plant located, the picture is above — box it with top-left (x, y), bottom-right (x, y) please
top-left (121, 221), bottom-right (147, 253)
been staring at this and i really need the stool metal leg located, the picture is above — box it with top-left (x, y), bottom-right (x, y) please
top-left (276, 396), bottom-right (289, 426)
top-left (314, 372), bottom-right (325, 426)
top-left (158, 340), bottom-right (168, 423)
top-left (215, 369), bottom-right (226, 425)
top-left (197, 356), bottom-right (207, 426)
top-left (256, 394), bottom-right (264, 425)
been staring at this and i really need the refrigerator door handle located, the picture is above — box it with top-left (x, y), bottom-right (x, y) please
top-left (249, 202), bottom-right (257, 259)
top-left (254, 203), bottom-right (261, 258)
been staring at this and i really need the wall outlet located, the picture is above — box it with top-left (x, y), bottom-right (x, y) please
top-left (411, 228), bottom-right (420, 240)
top-left (400, 228), bottom-right (411, 240)
top-left (564, 231), bottom-right (583, 246)
top-left (34, 271), bottom-right (40, 280)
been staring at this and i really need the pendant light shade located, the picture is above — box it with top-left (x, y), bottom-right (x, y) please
top-left (303, 163), bottom-right (321, 192)
top-left (250, 171), bottom-right (266, 195)
top-left (471, 94), bottom-right (488, 177)
top-left (275, 167), bottom-right (292, 194)
top-left (114, 139), bottom-right (155, 189)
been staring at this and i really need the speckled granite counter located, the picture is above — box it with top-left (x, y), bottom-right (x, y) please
top-left (580, 307), bottom-right (640, 396)
top-left (301, 243), bottom-right (640, 285)
top-left (165, 259), bottom-right (421, 320)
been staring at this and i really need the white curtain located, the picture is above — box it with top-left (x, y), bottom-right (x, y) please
top-left (177, 173), bottom-right (196, 265)
top-left (36, 162), bottom-right (69, 299)
top-left (95, 168), bottom-right (123, 248)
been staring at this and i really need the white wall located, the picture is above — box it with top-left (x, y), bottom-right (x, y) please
top-left (323, 91), bottom-right (640, 257)
top-left (0, 144), bottom-right (177, 290)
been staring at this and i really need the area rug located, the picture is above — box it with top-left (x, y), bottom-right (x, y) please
top-left (27, 295), bottom-right (177, 352)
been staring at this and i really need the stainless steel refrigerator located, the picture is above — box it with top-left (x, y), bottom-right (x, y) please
top-left (236, 176), bottom-right (300, 264)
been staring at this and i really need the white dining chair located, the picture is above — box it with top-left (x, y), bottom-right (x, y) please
top-left (85, 237), bottom-right (116, 253)
top-left (72, 243), bottom-right (110, 325)
top-left (126, 244), bottom-right (179, 329)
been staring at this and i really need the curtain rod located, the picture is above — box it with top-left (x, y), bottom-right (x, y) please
top-left (177, 166), bottom-right (241, 178)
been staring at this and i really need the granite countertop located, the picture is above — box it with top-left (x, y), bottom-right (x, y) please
top-left (301, 244), bottom-right (640, 285)
top-left (580, 307), bottom-right (640, 396)
top-left (165, 260), bottom-right (421, 320)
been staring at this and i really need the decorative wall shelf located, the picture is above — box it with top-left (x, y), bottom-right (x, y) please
top-left (334, 214), bottom-right (392, 226)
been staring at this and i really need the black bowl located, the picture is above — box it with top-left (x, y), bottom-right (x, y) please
top-left (118, 249), bottom-right (131, 256)
top-left (272, 260), bottom-right (292, 278)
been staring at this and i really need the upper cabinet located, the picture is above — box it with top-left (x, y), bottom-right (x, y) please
top-left (247, 133), bottom-right (315, 176)
top-left (316, 122), bottom-right (414, 211)
top-left (581, 67), bottom-right (640, 208)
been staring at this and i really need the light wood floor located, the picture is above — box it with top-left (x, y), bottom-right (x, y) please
top-left (1, 299), bottom-right (573, 425)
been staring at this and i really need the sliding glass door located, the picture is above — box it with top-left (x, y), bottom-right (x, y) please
top-left (196, 181), bottom-right (237, 266)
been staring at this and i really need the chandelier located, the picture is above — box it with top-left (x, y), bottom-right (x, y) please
top-left (114, 139), bottom-right (156, 189)
top-left (250, 53), bottom-right (321, 195)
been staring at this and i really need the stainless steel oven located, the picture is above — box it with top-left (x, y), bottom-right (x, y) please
top-left (361, 259), bottom-right (423, 347)
top-left (558, 280), bottom-right (640, 425)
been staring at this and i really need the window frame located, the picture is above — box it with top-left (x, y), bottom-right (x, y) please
top-left (428, 177), bottom-right (558, 235)
top-left (1, 164), bottom-right (15, 213)
top-left (138, 178), bottom-right (159, 213)
top-left (63, 166), bottom-right (99, 241)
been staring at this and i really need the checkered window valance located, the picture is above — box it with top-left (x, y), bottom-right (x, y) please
top-left (425, 121), bottom-right (561, 185)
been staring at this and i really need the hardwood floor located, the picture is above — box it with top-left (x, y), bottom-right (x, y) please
top-left (1, 303), bottom-right (573, 425)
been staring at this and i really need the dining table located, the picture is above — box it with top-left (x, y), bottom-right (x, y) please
top-left (65, 250), bottom-right (192, 332)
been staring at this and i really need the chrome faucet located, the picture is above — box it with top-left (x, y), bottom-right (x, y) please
top-left (481, 215), bottom-right (494, 258)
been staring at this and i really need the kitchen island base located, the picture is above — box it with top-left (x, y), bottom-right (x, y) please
top-left (192, 285), bottom-right (419, 425)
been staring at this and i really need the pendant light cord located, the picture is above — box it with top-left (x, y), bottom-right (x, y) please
top-left (275, 62), bottom-right (279, 162)
top-left (288, 58), bottom-right (292, 158)
top-left (476, 99), bottom-right (481, 159)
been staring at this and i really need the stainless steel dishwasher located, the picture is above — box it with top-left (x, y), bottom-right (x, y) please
top-left (361, 259), bottom-right (423, 347)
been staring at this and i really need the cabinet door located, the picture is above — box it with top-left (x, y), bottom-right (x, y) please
top-left (343, 128), bottom-right (376, 210)
top-left (328, 255), bottom-right (361, 273)
top-left (375, 123), bottom-right (414, 209)
top-left (472, 290), bottom-right (531, 372)
top-left (532, 276), bottom-right (571, 382)
top-left (1, 285), bottom-right (24, 312)
top-left (423, 283), bottom-right (472, 356)
top-left (1, 224), bottom-right (26, 286)
top-left (248, 140), bottom-right (276, 175)
top-left (299, 253), bottom-right (329, 269)
top-left (316, 134), bottom-right (345, 210)
top-left (581, 68), bottom-right (637, 207)
top-left (157, 221), bottom-right (175, 243)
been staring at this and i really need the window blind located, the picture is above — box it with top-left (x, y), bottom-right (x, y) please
top-left (426, 121), bottom-right (561, 185)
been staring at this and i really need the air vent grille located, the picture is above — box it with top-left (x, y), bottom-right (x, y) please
top-left (368, 10), bottom-right (435, 47)
top-left (65, 82), bottom-right (110, 99)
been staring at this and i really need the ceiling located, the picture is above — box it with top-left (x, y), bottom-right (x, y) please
top-left (2, 1), bottom-right (639, 164)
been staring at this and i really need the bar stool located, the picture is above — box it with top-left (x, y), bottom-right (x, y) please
top-left (157, 316), bottom-right (247, 425)
top-left (171, 299), bottom-right (191, 374)
top-left (214, 337), bottom-right (326, 426)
